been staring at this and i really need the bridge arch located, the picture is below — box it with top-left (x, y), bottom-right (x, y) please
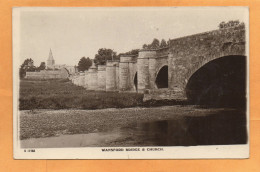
top-left (185, 55), bottom-right (246, 107)
top-left (155, 65), bottom-right (168, 89)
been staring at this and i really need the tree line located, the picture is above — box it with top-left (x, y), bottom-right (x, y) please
top-left (218, 20), bottom-right (245, 29)
top-left (78, 48), bottom-right (140, 71)
top-left (19, 58), bottom-right (46, 78)
top-left (77, 38), bottom-right (170, 71)
top-left (142, 38), bottom-right (169, 50)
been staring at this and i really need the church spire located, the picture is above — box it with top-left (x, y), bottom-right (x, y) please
top-left (48, 48), bottom-right (54, 61)
top-left (47, 48), bottom-right (55, 69)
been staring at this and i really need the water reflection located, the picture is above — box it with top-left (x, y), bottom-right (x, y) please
top-left (121, 109), bottom-right (247, 146)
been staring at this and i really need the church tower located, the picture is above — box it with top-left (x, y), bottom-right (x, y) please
top-left (47, 49), bottom-right (55, 69)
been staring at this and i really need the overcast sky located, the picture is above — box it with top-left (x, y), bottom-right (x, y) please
top-left (16, 7), bottom-right (248, 66)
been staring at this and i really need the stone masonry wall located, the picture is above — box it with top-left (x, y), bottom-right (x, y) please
top-left (97, 65), bottom-right (106, 90)
top-left (25, 68), bottom-right (69, 79)
top-left (119, 55), bottom-right (137, 92)
top-left (106, 61), bottom-right (119, 91)
top-left (84, 71), bottom-right (88, 88)
top-left (137, 50), bottom-right (156, 92)
top-left (87, 65), bottom-right (98, 90)
top-left (78, 72), bottom-right (85, 87)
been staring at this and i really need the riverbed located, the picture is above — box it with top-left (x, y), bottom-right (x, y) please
top-left (20, 105), bottom-right (247, 148)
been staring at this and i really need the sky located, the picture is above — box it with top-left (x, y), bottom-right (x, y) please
top-left (16, 7), bottom-right (248, 66)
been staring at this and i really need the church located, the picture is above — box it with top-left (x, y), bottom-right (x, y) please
top-left (46, 49), bottom-right (77, 74)
top-left (25, 49), bottom-right (77, 79)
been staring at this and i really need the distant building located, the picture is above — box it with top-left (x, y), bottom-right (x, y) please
top-left (25, 49), bottom-right (77, 79)
top-left (46, 49), bottom-right (77, 74)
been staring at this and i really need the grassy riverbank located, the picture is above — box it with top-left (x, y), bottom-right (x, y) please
top-left (19, 79), bottom-right (188, 110)
top-left (19, 79), bottom-right (144, 110)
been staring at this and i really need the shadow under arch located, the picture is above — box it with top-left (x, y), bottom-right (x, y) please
top-left (185, 55), bottom-right (246, 107)
top-left (155, 65), bottom-right (168, 89)
top-left (134, 72), bottom-right (137, 91)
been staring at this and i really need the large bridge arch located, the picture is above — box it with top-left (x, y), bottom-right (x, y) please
top-left (184, 52), bottom-right (246, 87)
top-left (168, 26), bottom-right (246, 94)
top-left (185, 55), bottom-right (246, 106)
top-left (137, 26), bottom-right (246, 102)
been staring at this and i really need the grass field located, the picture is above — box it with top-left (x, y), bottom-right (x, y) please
top-left (19, 79), bottom-right (144, 110)
top-left (19, 79), bottom-right (187, 110)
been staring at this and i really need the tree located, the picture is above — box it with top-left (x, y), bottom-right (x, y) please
top-left (19, 58), bottom-right (36, 78)
top-left (123, 49), bottom-right (140, 56)
top-left (218, 20), bottom-right (244, 29)
top-left (19, 67), bottom-right (26, 79)
top-left (78, 57), bottom-right (92, 72)
top-left (37, 62), bottom-right (46, 71)
top-left (160, 39), bottom-right (167, 48)
top-left (150, 38), bottom-right (160, 49)
top-left (142, 38), bottom-right (168, 50)
top-left (21, 58), bottom-right (34, 68)
top-left (218, 21), bottom-right (226, 29)
top-left (94, 48), bottom-right (118, 65)
top-left (142, 44), bottom-right (148, 49)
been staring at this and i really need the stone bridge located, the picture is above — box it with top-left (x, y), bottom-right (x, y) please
top-left (71, 25), bottom-right (246, 104)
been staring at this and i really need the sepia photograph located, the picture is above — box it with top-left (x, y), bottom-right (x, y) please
top-left (13, 7), bottom-right (249, 159)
